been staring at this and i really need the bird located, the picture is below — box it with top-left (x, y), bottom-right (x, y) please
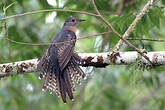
top-left (37, 16), bottom-right (86, 103)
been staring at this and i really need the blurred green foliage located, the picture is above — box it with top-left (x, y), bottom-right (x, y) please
top-left (0, 0), bottom-right (165, 110)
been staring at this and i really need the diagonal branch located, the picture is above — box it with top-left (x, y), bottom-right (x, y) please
top-left (91, 0), bottom-right (121, 37)
top-left (0, 1), bottom-right (157, 66)
top-left (113, 0), bottom-right (154, 51)
top-left (91, 0), bottom-right (153, 65)
top-left (0, 51), bottom-right (165, 78)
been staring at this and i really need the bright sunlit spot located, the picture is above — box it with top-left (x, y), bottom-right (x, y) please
top-left (47, 0), bottom-right (57, 6)
top-left (47, 0), bottom-right (65, 8)
top-left (26, 84), bottom-right (34, 92)
top-left (59, 0), bottom-right (65, 8)
top-left (45, 12), bottom-right (57, 23)
top-left (46, 0), bottom-right (65, 23)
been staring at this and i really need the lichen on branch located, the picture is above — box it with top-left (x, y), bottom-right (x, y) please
top-left (0, 51), bottom-right (165, 78)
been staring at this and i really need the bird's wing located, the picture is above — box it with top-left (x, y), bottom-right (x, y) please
top-left (56, 31), bottom-right (76, 70)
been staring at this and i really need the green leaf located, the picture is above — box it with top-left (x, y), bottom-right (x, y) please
top-left (148, 8), bottom-right (161, 28)
top-left (108, 14), bottom-right (119, 22)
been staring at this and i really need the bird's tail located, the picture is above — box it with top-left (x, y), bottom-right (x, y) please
top-left (38, 69), bottom-right (73, 103)
top-left (59, 69), bottom-right (74, 103)
top-left (58, 60), bottom-right (87, 103)
top-left (37, 54), bottom-right (86, 103)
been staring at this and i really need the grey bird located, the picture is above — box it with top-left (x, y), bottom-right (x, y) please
top-left (37, 16), bottom-right (86, 103)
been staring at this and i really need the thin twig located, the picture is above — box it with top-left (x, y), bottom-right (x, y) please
top-left (5, 32), bottom-right (165, 47)
top-left (91, 0), bottom-right (153, 65)
top-left (113, 0), bottom-right (154, 51)
top-left (2, 2), bottom-right (16, 62)
top-left (4, 19), bottom-right (13, 61)
top-left (101, 0), bottom-right (124, 51)
top-left (0, 1), bottom-right (155, 65)
top-left (91, 0), bottom-right (121, 37)
top-left (127, 38), bottom-right (165, 42)
top-left (6, 31), bottom-right (111, 46)
top-left (0, 9), bottom-right (99, 21)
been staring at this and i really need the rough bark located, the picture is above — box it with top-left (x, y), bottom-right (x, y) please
top-left (0, 51), bottom-right (165, 78)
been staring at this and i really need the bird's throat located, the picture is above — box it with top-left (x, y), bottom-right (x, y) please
top-left (68, 26), bottom-right (77, 33)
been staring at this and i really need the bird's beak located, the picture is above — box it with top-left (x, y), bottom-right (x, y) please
top-left (79, 19), bottom-right (86, 22)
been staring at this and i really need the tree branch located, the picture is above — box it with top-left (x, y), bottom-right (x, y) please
top-left (127, 38), bottom-right (165, 42)
top-left (113, 0), bottom-right (154, 51)
top-left (0, 9), bottom-right (99, 21)
top-left (91, 0), bottom-right (153, 65)
top-left (0, 51), bottom-right (165, 78)
top-left (91, 0), bottom-right (122, 38)
top-left (5, 32), bottom-right (165, 47)
top-left (5, 31), bottom-right (111, 46)
top-left (0, 2), bottom-right (155, 65)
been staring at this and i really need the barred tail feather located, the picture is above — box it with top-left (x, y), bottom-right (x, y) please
top-left (49, 74), bottom-right (56, 94)
top-left (51, 74), bottom-right (61, 96)
top-left (38, 72), bottom-right (46, 79)
top-left (42, 73), bottom-right (49, 91)
top-left (38, 51), bottom-right (86, 103)
top-left (58, 69), bottom-right (74, 103)
top-left (68, 60), bottom-right (87, 83)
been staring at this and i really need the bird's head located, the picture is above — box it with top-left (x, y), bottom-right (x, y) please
top-left (64, 16), bottom-right (85, 27)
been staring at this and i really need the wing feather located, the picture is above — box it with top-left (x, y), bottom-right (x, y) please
top-left (56, 32), bottom-right (76, 70)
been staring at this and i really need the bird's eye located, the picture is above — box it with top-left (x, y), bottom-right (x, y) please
top-left (72, 19), bottom-right (75, 22)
